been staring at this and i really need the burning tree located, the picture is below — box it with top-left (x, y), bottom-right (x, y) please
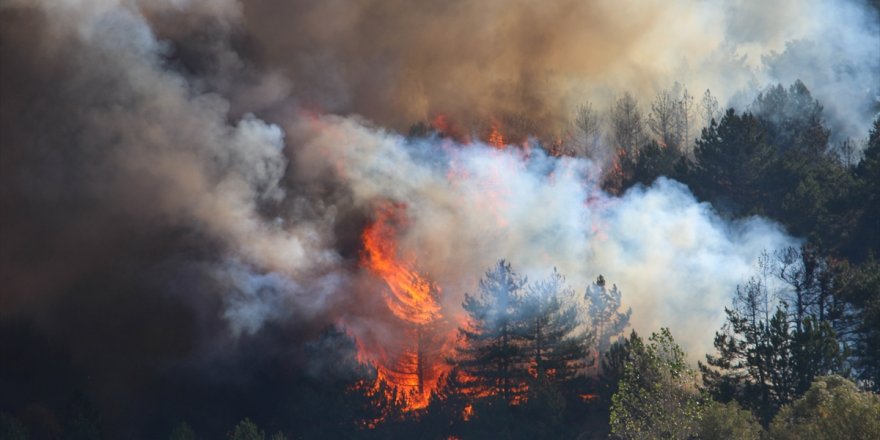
top-left (360, 203), bottom-right (450, 410)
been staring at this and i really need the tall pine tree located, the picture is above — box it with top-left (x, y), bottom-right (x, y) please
top-left (455, 260), bottom-right (530, 403)
top-left (521, 269), bottom-right (590, 384)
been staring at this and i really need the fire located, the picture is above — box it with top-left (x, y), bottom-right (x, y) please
top-left (488, 122), bottom-right (505, 149)
top-left (361, 204), bottom-right (440, 325)
top-left (360, 203), bottom-right (449, 410)
top-left (579, 393), bottom-right (600, 403)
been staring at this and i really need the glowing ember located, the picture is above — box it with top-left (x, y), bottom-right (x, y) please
top-left (580, 393), bottom-right (600, 403)
top-left (488, 122), bottom-right (505, 149)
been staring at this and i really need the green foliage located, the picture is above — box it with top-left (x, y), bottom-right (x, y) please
top-left (610, 328), bottom-right (703, 439)
top-left (696, 401), bottom-right (763, 440)
top-left (768, 375), bottom-right (880, 440)
top-left (598, 331), bottom-right (641, 405)
top-left (701, 251), bottom-right (849, 425)
top-left (701, 280), bottom-right (790, 423)
top-left (691, 109), bottom-right (776, 214)
top-left (772, 151), bottom-right (855, 247)
top-left (835, 258), bottom-right (880, 392)
top-left (169, 421), bottom-right (196, 440)
top-left (847, 115), bottom-right (880, 261)
top-left (628, 140), bottom-right (688, 187)
top-left (228, 418), bottom-right (264, 440)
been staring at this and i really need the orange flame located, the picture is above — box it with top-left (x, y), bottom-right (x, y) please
top-left (361, 204), bottom-right (441, 325)
top-left (360, 203), bottom-right (448, 410)
top-left (488, 122), bottom-right (505, 149)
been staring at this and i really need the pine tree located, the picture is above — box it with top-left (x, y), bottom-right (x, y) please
top-left (610, 93), bottom-right (647, 153)
top-left (520, 269), bottom-right (590, 385)
top-left (700, 275), bottom-right (789, 424)
top-left (751, 81), bottom-right (829, 157)
top-left (701, 255), bottom-right (848, 424)
top-left (586, 275), bottom-right (631, 372)
top-left (454, 260), bottom-right (530, 403)
top-left (691, 109), bottom-right (776, 214)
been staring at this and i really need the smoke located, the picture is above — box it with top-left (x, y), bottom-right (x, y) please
top-left (0, 0), bottom-right (872, 434)
top-left (288, 114), bottom-right (797, 354)
top-left (242, 0), bottom-right (879, 140)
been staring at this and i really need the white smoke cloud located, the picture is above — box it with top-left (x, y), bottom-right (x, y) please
top-left (289, 115), bottom-right (799, 356)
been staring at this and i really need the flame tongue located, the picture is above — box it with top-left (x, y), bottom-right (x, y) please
top-left (361, 204), bottom-right (441, 325)
top-left (360, 203), bottom-right (445, 410)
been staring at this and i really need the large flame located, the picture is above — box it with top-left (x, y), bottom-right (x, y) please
top-left (361, 204), bottom-right (441, 325)
top-left (360, 203), bottom-right (448, 410)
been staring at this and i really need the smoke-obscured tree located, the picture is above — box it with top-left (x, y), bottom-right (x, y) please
top-left (454, 260), bottom-right (529, 403)
top-left (772, 249), bottom-right (848, 394)
top-left (701, 255), bottom-right (847, 424)
top-left (696, 401), bottom-right (764, 440)
top-left (751, 81), bottom-right (829, 156)
top-left (572, 102), bottom-right (602, 158)
top-left (610, 328), bottom-right (703, 439)
top-left (647, 83), bottom-right (695, 152)
top-left (830, 138), bottom-right (863, 168)
top-left (521, 269), bottom-right (589, 384)
top-left (700, 88), bottom-right (721, 130)
top-left (700, 274), bottom-right (793, 424)
top-left (609, 93), bottom-right (647, 153)
top-left (648, 87), bottom-right (682, 150)
top-left (585, 275), bottom-right (631, 372)
top-left (775, 247), bottom-right (850, 335)
top-left (676, 85), bottom-right (695, 152)
top-left (768, 375), bottom-right (880, 440)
